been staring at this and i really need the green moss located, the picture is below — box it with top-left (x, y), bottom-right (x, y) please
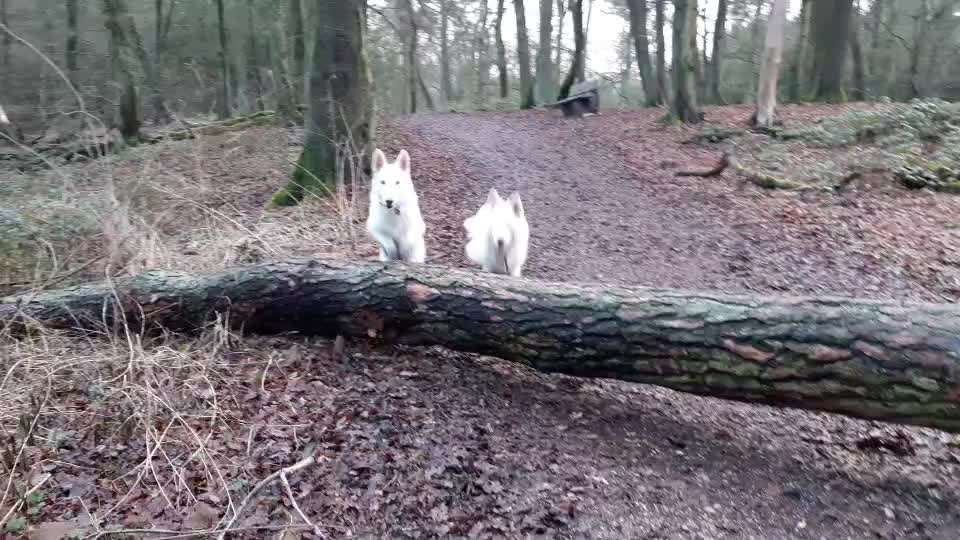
top-left (269, 144), bottom-right (336, 208)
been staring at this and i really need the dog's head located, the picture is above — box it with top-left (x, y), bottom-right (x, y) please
top-left (487, 191), bottom-right (525, 249)
top-left (371, 148), bottom-right (416, 212)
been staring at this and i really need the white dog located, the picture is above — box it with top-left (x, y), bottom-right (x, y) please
top-left (464, 188), bottom-right (529, 277)
top-left (366, 148), bottom-right (426, 263)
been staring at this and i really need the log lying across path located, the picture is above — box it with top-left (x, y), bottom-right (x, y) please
top-left (2, 259), bottom-right (960, 431)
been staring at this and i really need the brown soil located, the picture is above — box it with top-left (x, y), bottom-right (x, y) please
top-left (10, 105), bottom-right (960, 539)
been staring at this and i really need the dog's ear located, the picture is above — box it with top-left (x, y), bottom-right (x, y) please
top-left (396, 149), bottom-right (411, 173)
top-left (372, 148), bottom-right (387, 174)
top-left (486, 188), bottom-right (500, 207)
top-left (508, 192), bottom-right (524, 217)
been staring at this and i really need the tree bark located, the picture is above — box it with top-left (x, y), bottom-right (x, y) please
top-left (0, 0), bottom-right (9, 68)
top-left (247, 0), bottom-right (265, 111)
top-left (514, 0), bottom-right (536, 108)
top-left (754, 0), bottom-right (787, 128)
top-left (558, 0), bottom-right (585, 100)
top-left (150, 0), bottom-right (174, 123)
top-left (289, 0), bottom-right (306, 99)
top-left (536, 0), bottom-right (554, 104)
top-left (811, 0), bottom-right (853, 102)
top-left (788, 0), bottom-right (811, 102)
top-left (671, 0), bottom-right (701, 123)
top-left (849, 2), bottom-right (866, 101)
top-left (267, 1), bottom-right (298, 120)
top-left (440, 0), bottom-right (454, 103)
top-left (474, 0), bottom-right (490, 108)
top-left (709, 0), bottom-right (727, 104)
top-left (654, 0), bottom-right (666, 104)
top-left (6, 259), bottom-right (960, 432)
top-left (627, 0), bottom-right (657, 107)
top-left (66, 0), bottom-right (79, 83)
top-left (271, 0), bottom-right (374, 207)
top-left (405, 0), bottom-right (418, 113)
top-left (102, 0), bottom-right (143, 139)
top-left (555, 0), bottom-right (566, 74)
top-left (495, 0), bottom-right (509, 99)
top-left (214, 0), bottom-right (232, 119)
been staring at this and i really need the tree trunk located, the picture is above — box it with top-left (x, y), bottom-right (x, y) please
top-left (849, 2), bottom-right (866, 101)
top-left (654, 0), bottom-right (667, 104)
top-left (536, 0), bottom-right (554, 103)
top-left (495, 0), bottom-right (509, 99)
top-left (754, 0), bottom-right (787, 128)
top-left (6, 259), bottom-right (960, 432)
top-left (671, 0), bottom-right (701, 123)
top-left (474, 0), bottom-right (490, 108)
top-left (247, 0), bottom-right (265, 111)
top-left (558, 0), bottom-right (584, 100)
top-left (627, 0), bottom-right (658, 107)
top-left (709, 0), bottom-right (727, 104)
top-left (0, 0), bottom-right (9, 68)
top-left (271, 0), bottom-right (374, 207)
top-left (810, 0), bottom-right (853, 102)
top-left (440, 0), bottom-right (453, 103)
top-left (580, 0), bottom-right (592, 80)
top-left (214, 0), bottom-right (232, 119)
top-left (747, 0), bottom-right (763, 101)
top-left (405, 0), bottom-right (418, 113)
top-left (149, 0), bottom-right (175, 124)
top-left (554, 0), bottom-right (566, 74)
top-left (514, 0), bottom-right (535, 108)
top-left (868, 0), bottom-right (884, 91)
top-left (102, 0), bottom-right (142, 139)
top-left (267, 1), bottom-right (298, 121)
top-left (788, 0), bottom-right (811, 102)
top-left (289, 0), bottom-right (306, 99)
top-left (416, 63), bottom-right (436, 111)
top-left (66, 0), bottom-right (79, 83)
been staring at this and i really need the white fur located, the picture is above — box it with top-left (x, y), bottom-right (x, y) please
top-left (366, 148), bottom-right (426, 263)
top-left (464, 188), bottom-right (529, 277)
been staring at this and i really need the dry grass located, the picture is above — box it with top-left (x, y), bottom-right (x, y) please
top-left (0, 103), bottom-right (368, 536)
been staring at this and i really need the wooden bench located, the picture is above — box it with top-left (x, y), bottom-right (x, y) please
top-left (548, 80), bottom-right (599, 117)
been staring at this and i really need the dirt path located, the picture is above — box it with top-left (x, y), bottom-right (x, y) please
top-left (363, 107), bottom-right (960, 538)
top-left (390, 106), bottom-right (960, 302)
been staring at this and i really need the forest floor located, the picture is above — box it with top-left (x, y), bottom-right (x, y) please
top-left (4, 104), bottom-right (960, 539)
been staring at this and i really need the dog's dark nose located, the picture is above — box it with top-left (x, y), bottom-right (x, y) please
top-left (497, 239), bottom-right (505, 248)
top-left (385, 200), bottom-right (394, 208)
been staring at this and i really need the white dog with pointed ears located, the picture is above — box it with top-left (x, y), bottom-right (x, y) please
top-left (463, 188), bottom-right (529, 277)
top-left (366, 148), bottom-right (427, 263)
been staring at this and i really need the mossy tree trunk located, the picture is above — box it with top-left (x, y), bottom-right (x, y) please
top-left (440, 0), bottom-right (454, 103)
top-left (849, 3), bottom-right (866, 101)
top-left (670, 0), bottom-right (701, 123)
top-left (6, 259), bottom-right (960, 432)
top-left (514, 0), bottom-right (535, 108)
top-left (266, 1), bottom-right (299, 120)
top-left (627, 0), bottom-right (657, 107)
top-left (271, 0), bottom-right (374, 207)
top-left (557, 0), bottom-right (584, 100)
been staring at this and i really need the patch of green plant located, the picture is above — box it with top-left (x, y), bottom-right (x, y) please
top-left (780, 99), bottom-right (960, 148)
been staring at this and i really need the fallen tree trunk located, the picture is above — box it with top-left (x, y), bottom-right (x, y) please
top-left (3, 259), bottom-right (960, 431)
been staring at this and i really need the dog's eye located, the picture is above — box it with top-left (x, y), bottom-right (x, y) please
top-left (381, 181), bottom-right (385, 185)
top-left (395, 181), bottom-right (400, 185)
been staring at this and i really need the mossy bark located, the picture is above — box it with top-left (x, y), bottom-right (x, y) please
top-left (271, 0), bottom-right (374, 207)
top-left (102, 0), bottom-right (144, 139)
top-left (5, 259), bottom-right (960, 432)
top-left (670, 0), bottom-right (701, 123)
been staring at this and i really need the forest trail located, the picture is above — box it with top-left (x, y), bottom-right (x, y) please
top-left (388, 106), bottom-right (960, 302)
